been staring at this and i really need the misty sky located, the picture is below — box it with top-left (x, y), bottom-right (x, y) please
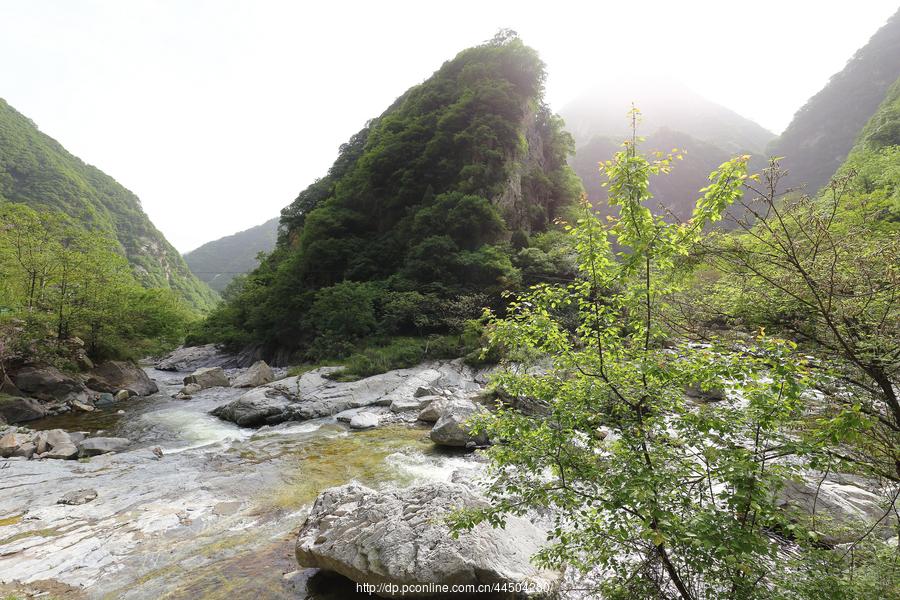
top-left (2, 1), bottom-right (897, 252)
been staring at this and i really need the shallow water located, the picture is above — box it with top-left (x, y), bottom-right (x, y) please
top-left (1, 368), bottom-right (479, 599)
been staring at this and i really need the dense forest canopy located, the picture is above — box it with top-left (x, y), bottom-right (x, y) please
top-left (194, 33), bottom-right (582, 362)
top-left (0, 98), bottom-right (217, 312)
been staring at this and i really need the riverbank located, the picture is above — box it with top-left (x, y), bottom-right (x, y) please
top-left (0, 367), bottom-right (478, 599)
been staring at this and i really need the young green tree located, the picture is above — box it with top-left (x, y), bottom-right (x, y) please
top-left (452, 126), bottom-right (819, 599)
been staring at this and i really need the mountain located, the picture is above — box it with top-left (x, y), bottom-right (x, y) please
top-left (561, 82), bottom-right (774, 220)
top-left (832, 75), bottom-right (900, 217)
top-left (0, 98), bottom-right (218, 311)
top-left (768, 8), bottom-right (900, 195)
top-left (561, 79), bottom-right (775, 155)
top-left (184, 217), bottom-right (279, 292)
top-left (195, 33), bottom-right (582, 363)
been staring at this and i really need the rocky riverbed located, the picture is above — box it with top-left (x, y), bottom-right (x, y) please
top-left (0, 363), bottom-right (481, 599)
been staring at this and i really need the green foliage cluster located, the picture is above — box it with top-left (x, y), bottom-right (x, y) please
top-left (195, 34), bottom-right (581, 361)
top-left (454, 130), bottom-right (899, 598)
top-left (0, 98), bottom-right (217, 311)
top-left (0, 202), bottom-right (196, 369)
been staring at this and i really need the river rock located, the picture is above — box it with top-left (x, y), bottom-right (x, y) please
top-left (114, 389), bottom-right (133, 402)
top-left (13, 364), bottom-right (90, 405)
top-left (777, 474), bottom-right (899, 544)
top-left (0, 394), bottom-right (49, 423)
top-left (429, 399), bottom-right (489, 447)
top-left (389, 395), bottom-right (437, 413)
top-left (417, 397), bottom-right (465, 423)
top-left (57, 488), bottom-right (98, 505)
top-left (78, 437), bottom-right (131, 457)
top-left (94, 393), bottom-right (116, 407)
top-left (296, 481), bottom-right (559, 597)
top-left (184, 367), bottom-right (230, 389)
top-left (71, 399), bottom-right (95, 412)
top-left (213, 361), bottom-right (483, 428)
top-left (156, 344), bottom-right (238, 371)
top-left (0, 431), bottom-right (30, 458)
top-left (232, 361), bottom-right (274, 388)
top-left (349, 412), bottom-right (379, 429)
top-left (685, 383), bottom-right (726, 403)
top-left (86, 361), bottom-right (159, 396)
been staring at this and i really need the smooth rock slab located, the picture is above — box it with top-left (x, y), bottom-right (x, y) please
top-left (296, 482), bottom-right (558, 598)
top-left (78, 437), bottom-right (131, 457)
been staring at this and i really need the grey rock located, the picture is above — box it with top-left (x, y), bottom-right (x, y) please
top-left (777, 475), bottom-right (899, 544)
top-left (13, 441), bottom-right (36, 460)
top-left (389, 395), bottom-right (436, 413)
top-left (12, 364), bottom-right (90, 405)
top-left (232, 361), bottom-right (274, 388)
top-left (0, 395), bottom-right (49, 424)
top-left (78, 437), bottom-right (131, 457)
top-left (0, 431), bottom-right (30, 458)
top-left (184, 367), bottom-right (230, 390)
top-left (429, 400), bottom-right (489, 447)
top-left (71, 399), bottom-right (95, 412)
top-left (34, 428), bottom-right (73, 454)
top-left (685, 383), bottom-right (726, 403)
top-left (156, 344), bottom-right (238, 371)
top-left (176, 383), bottom-right (202, 398)
top-left (296, 482), bottom-right (559, 597)
top-left (57, 489), bottom-right (98, 505)
top-left (45, 443), bottom-right (79, 460)
top-left (413, 385), bottom-right (439, 398)
top-left (213, 361), bottom-right (484, 428)
top-left (0, 374), bottom-right (22, 396)
top-left (349, 412), bottom-right (379, 429)
top-left (417, 397), bottom-right (469, 423)
top-left (86, 361), bottom-right (158, 396)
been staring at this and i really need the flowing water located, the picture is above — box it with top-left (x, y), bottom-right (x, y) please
top-left (0, 369), bottom-right (479, 599)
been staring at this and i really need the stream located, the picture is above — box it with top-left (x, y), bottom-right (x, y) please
top-left (0, 369), bottom-right (477, 599)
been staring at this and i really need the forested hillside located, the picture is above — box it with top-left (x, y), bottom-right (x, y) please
top-left (194, 33), bottom-right (582, 364)
top-left (0, 99), bottom-right (218, 311)
top-left (769, 7), bottom-right (900, 194)
top-left (184, 217), bottom-right (278, 292)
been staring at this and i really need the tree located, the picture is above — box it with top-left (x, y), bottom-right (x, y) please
top-left (452, 129), bottom-right (819, 598)
top-left (703, 160), bottom-right (900, 482)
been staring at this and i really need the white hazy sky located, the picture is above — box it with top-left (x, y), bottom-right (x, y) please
top-left (1, 1), bottom-right (897, 252)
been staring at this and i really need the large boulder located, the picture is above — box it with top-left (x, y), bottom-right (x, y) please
top-left (418, 397), bottom-right (469, 423)
top-left (77, 437), bottom-right (131, 457)
top-left (156, 344), bottom-right (238, 371)
top-left (34, 429), bottom-right (78, 460)
top-left (296, 482), bottom-right (558, 598)
top-left (0, 375), bottom-right (22, 396)
top-left (777, 474), bottom-right (899, 544)
top-left (0, 431), bottom-right (31, 458)
top-left (183, 367), bottom-right (230, 389)
top-left (0, 394), bottom-right (49, 423)
top-left (429, 399), bottom-right (489, 448)
top-left (12, 365), bottom-right (90, 405)
top-left (211, 386), bottom-right (293, 426)
top-left (213, 361), bottom-right (483, 428)
top-left (86, 361), bottom-right (158, 396)
top-left (231, 361), bottom-right (274, 388)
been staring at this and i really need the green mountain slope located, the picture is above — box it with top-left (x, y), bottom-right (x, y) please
top-left (832, 76), bottom-right (900, 218)
top-left (184, 217), bottom-right (278, 292)
top-left (769, 7), bottom-right (900, 195)
top-left (0, 98), bottom-right (218, 311)
top-left (196, 33), bottom-right (582, 362)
